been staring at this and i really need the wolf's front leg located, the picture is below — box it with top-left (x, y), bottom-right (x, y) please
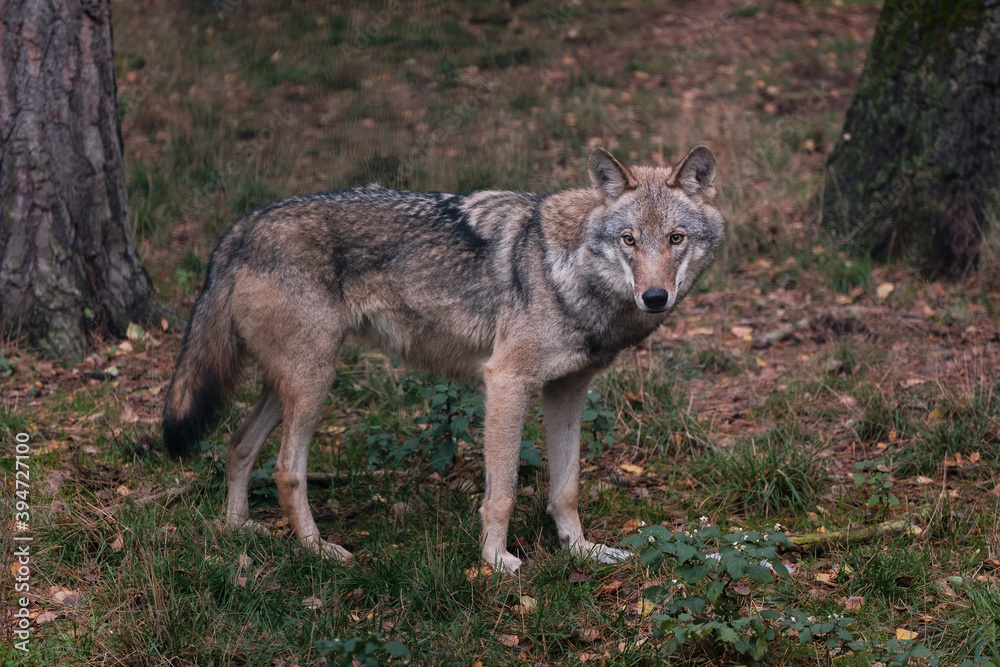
top-left (543, 372), bottom-right (630, 565)
top-left (480, 364), bottom-right (534, 573)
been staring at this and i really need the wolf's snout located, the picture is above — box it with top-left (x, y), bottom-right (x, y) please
top-left (641, 288), bottom-right (669, 310)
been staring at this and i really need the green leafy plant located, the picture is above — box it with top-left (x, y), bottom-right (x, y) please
top-left (315, 633), bottom-right (409, 666)
top-left (193, 439), bottom-right (227, 490)
top-left (622, 520), bottom-right (799, 659)
top-left (582, 389), bottom-right (617, 458)
top-left (400, 375), bottom-right (484, 473)
top-left (778, 610), bottom-right (860, 654)
top-left (853, 458), bottom-right (899, 509)
top-left (249, 454), bottom-right (278, 505)
top-left (519, 438), bottom-right (542, 469)
top-left (623, 519), bottom-right (963, 665)
top-left (622, 520), bottom-right (877, 662)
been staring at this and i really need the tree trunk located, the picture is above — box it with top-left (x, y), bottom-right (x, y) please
top-left (0, 0), bottom-right (177, 361)
top-left (822, 1), bottom-right (1000, 275)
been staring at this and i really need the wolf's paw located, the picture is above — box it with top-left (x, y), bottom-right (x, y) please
top-left (484, 549), bottom-right (524, 574)
top-left (570, 541), bottom-right (632, 565)
top-left (317, 539), bottom-right (355, 563)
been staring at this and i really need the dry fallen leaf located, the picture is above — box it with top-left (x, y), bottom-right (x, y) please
top-left (595, 580), bottom-right (623, 596)
top-left (464, 565), bottom-right (493, 581)
top-left (498, 634), bottom-right (520, 647)
top-left (815, 572), bottom-right (836, 585)
top-left (34, 611), bottom-right (59, 625)
top-left (844, 595), bottom-right (865, 612)
top-left (731, 325), bottom-right (753, 338)
top-left (618, 462), bottom-right (644, 476)
top-left (896, 628), bottom-right (919, 641)
top-left (121, 404), bottom-right (139, 423)
top-left (51, 588), bottom-right (82, 606)
top-left (579, 651), bottom-right (611, 663)
top-left (636, 598), bottom-right (657, 615)
top-left (916, 475), bottom-right (934, 485)
top-left (302, 596), bottom-right (323, 610)
top-left (126, 322), bottom-right (146, 340)
top-left (934, 578), bottom-right (957, 599)
top-left (876, 282), bottom-right (895, 299)
top-left (519, 595), bottom-right (538, 612)
top-left (622, 517), bottom-right (645, 533)
top-left (110, 534), bottom-right (125, 551)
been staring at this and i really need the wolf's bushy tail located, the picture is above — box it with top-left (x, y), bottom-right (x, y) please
top-left (162, 272), bottom-right (245, 458)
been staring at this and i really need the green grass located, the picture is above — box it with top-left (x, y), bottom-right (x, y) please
top-left (692, 427), bottom-right (828, 517)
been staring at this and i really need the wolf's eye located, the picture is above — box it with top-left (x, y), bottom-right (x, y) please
top-left (621, 233), bottom-right (635, 246)
top-left (669, 233), bottom-right (685, 245)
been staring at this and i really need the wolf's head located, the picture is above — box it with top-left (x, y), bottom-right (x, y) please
top-left (585, 146), bottom-right (724, 313)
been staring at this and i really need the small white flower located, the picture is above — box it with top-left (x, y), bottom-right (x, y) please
top-left (699, 516), bottom-right (709, 523)
top-left (706, 552), bottom-right (721, 561)
top-left (647, 535), bottom-right (656, 544)
top-left (774, 523), bottom-right (782, 531)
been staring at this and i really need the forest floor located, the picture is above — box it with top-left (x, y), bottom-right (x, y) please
top-left (2, 0), bottom-right (999, 665)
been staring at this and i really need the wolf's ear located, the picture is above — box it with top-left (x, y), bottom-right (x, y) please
top-left (589, 147), bottom-right (637, 204)
top-left (668, 145), bottom-right (717, 199)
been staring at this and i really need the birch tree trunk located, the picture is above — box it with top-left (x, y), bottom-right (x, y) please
top-left (822, 1), bottom-right (1000, 275)
top-left (0, 0), bottom-right (176, 360)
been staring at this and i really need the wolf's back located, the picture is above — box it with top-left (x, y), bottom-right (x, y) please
top-left (161, 261), bottom-right (245, 458)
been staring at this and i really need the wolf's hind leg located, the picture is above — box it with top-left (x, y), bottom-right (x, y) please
top-left (543, 372), bottom-right (631, 565)
top-left (225, 382), bottom-right (282, 534)
top-left (274, 357), bottom-right (353, 563)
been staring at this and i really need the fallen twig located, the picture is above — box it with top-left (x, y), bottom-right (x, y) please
top-left (305, 472), bottom-right (338, 486)
top-left (97, 480), bottom-right (200, 516)
top-left (786, 504), bottom-right (934, 552)
top-left (750, 306), bottom-right (942, 349)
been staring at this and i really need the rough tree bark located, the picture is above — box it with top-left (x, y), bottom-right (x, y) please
top-left (0, 0), bottom-right (177, 360)
top-left (822, 1), bottom-right (1000, 275)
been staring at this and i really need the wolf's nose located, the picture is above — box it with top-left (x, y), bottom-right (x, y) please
top-left (641, 288), bottom-right (669, 310)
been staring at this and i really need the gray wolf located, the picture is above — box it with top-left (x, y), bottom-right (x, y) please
top-left (162, 145), bottom-right (724, 573)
